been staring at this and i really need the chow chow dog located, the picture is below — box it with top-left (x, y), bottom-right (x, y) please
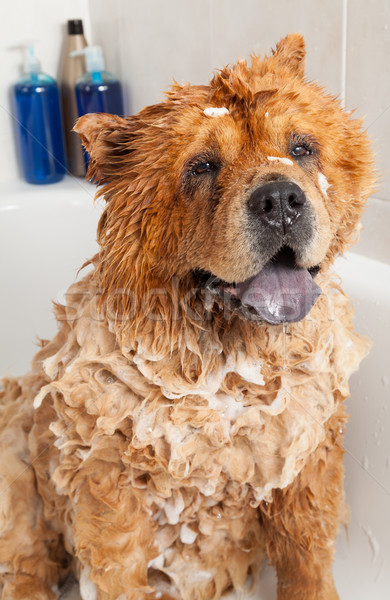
top-left (0, 34), bottom-right (375, 600)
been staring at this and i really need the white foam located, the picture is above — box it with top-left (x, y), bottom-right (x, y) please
top-left (203, 107), bottom-right (229, 118)
top-left (318, 172), bottom-right (330, 196)
top-left (33, 384), bottom-right (50, 409)
top-left (148, 553), bottom-right (165, 570)
top-left (235, 355), bottom-right (265, 385)
top-left (42, 355), bottom-right (58, 378)
top-left (188, 570), bottom-right (213, 583)
top-left (164, 491), bottom-right (185, 525)
top-left (79, 566), bottom-right (98, 600)
top-left (208, 392), bottom-right (246, 422)
top-left (180, 523), bottom-right (198, 544)
top-left (267, 387), bottom-right (288, 415)
top-left (267, 156), bottom-right (293, 166)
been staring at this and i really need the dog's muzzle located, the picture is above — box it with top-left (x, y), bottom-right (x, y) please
top-left (200, 179), bottom-right (323, 324)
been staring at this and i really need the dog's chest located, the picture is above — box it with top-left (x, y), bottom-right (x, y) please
top-left (35, 277), bottom-right (368, 521)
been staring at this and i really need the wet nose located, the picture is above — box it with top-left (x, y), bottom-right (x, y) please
top-left (247, 181), bottom-right (306, 234)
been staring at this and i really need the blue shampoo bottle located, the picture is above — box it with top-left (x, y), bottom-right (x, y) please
top-left (71, 46), bottom-right (124, 172)
top-left (71, 46), bottom-right (124, 114)
top-left (13, 45), bottom-right (66, 184)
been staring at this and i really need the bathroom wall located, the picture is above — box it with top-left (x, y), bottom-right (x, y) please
top-left (1, 0), bottom-right (389, 209)
top-left (88, 0), bottom-right (390, 206)
top-left (0, 0), bottom-right (92, 183)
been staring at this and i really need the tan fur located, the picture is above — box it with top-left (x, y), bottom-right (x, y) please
top-left (0, 35), bottom-right (375, 599)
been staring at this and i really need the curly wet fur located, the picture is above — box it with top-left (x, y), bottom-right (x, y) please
top-left (0, 35), bottom-right (375, 600)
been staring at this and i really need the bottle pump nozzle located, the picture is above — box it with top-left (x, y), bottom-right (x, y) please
top-left (23, 43), bottom-right (41, 75)
top-left (70, 45), bottom-right (105, 74)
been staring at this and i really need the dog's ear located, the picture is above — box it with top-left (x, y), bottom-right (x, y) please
top-left (73, 113), bottom-right (133, 183)
top-left (273, 33), bottom-right (306, 78)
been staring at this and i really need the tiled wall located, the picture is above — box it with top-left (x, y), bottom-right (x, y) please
top-left (90, 0), bottom-right (345, 113)
top-left (1, 0), bottom-right (389, 204)
top-left (89, 0), bottom-right (390, 203)
top-left (346, 0), bottom-right (390, 202)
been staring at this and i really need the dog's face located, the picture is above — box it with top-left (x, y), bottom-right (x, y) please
top-left (75, 34), bottom-right (374, 325)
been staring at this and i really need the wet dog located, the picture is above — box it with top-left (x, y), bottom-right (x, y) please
top-left (0, 34), bottom-right (375, 600)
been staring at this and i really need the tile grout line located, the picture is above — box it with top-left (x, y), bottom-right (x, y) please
top-left (209, 0), bottom-right (215, 81)
top-left (118, 0), bottom-right (129, 115)
top-left (341, 0), bottom-right (348, 107)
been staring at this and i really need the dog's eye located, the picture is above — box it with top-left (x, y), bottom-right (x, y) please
top-left (291, 144), bottom-right (312, 157)
top-left (290, 135), bottom-right (318, 160)
top-left (192, 161), bottom-right (218, 175)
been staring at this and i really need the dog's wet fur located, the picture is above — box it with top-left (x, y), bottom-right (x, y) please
top-left (0, 35), bottom-right (375, 600)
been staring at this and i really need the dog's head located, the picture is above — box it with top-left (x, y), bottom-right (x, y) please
top-left (75, 34), bottom-right (375, 325)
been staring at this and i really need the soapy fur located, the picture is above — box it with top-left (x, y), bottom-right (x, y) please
top-left (0, 34), bottom-right (374, 600)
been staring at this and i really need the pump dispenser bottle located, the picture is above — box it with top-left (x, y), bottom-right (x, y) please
top-left (71, 46), bottom-right (124, 116)
top-left (71, 46), bottom-right (124, 172)
top-left (13, 44), bottom-right (65, 184)
top-left (59, 19), bottom-right (88, 176)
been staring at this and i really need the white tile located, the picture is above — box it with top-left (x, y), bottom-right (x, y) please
top-left (354, 197), bottom-right (390, 262)
top-left (346, 0), bottom-right (390, 201)
top-left (210, 0), bottom-right (344, 96)
top-left (90, 0), bottom-right (212, 114)
top-left (89, 0), bottom-right (345, 114)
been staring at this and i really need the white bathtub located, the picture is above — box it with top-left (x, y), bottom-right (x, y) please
top-left (0, 177), bottom-right (101, 376)
top-left (1, 178), bottom-right (389, 599)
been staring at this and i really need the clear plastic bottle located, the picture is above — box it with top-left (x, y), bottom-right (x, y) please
top-left (13, 45), bottom-right (66, 184)
top-left (59, 19), bottom-right (88, 177)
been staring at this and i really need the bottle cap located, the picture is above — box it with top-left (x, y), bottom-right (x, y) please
top-left (68, 19), bottom-right (84, 35)
top-left (70, 45), bottom-right (105, 73)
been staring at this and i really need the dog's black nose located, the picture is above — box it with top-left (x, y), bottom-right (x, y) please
top-left (248, 181), bottom-right (306, 234)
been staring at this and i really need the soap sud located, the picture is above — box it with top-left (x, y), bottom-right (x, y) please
top-left (318, 172), bottom-right (330, 196)
top-left (164, 491), bottom-right (185, 525)
top-left (382, 375), bottom-right (389, 387)
top-left (235, 356), bottom-right (265, 386)
top-left (267, 156), bottom-right (293, 166)
top-left (33, 384), bottom-right (50, 409)
top-left (362, 456), bottom-right (369, 470)
top-left (79, 566), bottom-right (98, 600)
top-left (180, 523), bottom-right (198, 544)
top-left (149, 553), bottom-right (165, 570)
top-left (265, 112), bottom-right (269, 117)
top-left (362, 525), bottom-right (380, 564)
top-left (207, 393), bottom-right (246, 422)
top-left (203, 107), bottom-right (229, 118)
top-left (42, 354), bottom-right (58, 378)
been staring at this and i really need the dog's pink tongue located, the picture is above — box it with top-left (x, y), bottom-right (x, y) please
top-left (235, 256), bottom-right (322, 324)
